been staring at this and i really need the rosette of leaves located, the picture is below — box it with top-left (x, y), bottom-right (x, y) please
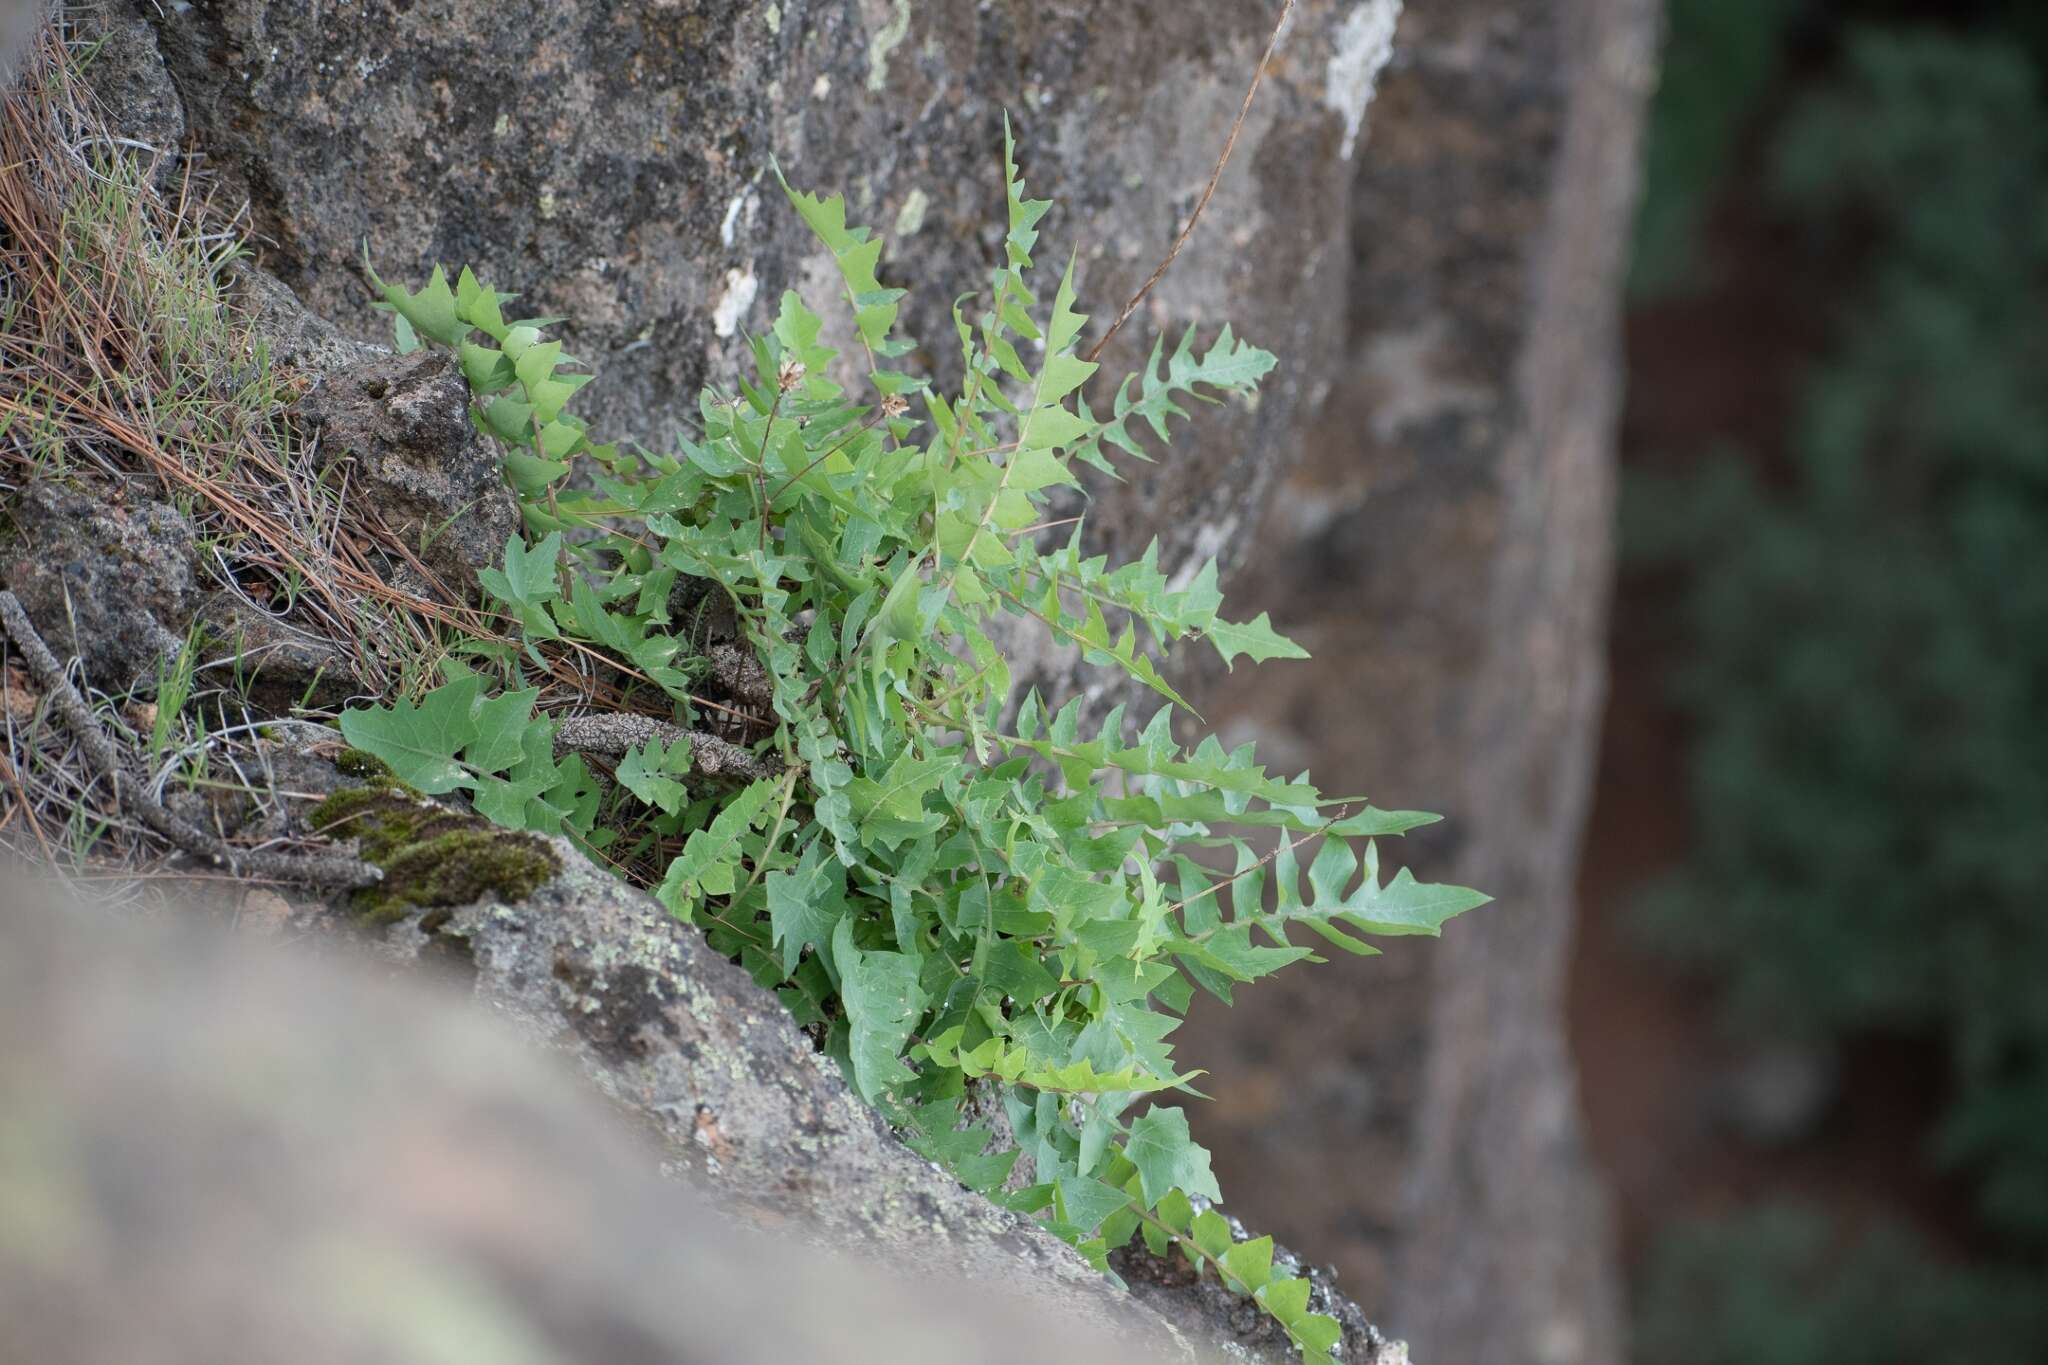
top-left (346, 126), bottom-right (1487, 1360)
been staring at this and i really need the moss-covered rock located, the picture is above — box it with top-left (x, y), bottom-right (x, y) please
top-left (331, 746), bottom-right (396, 781)
top-left (309, 785), bottom-right (557, 924)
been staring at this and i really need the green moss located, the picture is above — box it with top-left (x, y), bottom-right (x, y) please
top-left (332, 746), bottom-right (396, 781)
top-left (311, 785), bottom-right (557, 925)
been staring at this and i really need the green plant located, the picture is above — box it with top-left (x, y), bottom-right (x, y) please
top-left (341, 131), bottom-right (1484, 1359)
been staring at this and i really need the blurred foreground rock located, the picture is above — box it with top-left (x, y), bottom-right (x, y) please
top-left (0, 872), bottom-right (1154, 1365)
top-left (341, 811), bottom-right (1401, 1363)
top-left (0, 834), bottom-right (1415, 1362)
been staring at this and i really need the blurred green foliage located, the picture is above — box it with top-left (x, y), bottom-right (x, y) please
top-left (1625, 3), bottom-right (2048, 1359)
top-left (1628, 0), bottom-right (1806, 296)
top-left (1635, 1207), bottom-right (2048, 1365)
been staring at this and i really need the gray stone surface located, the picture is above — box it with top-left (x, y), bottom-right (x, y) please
top-left (295, 349), bottom-right (523, 596)
top-left (0, 481), bottom-right (364, 709)
top-left (235, 264), bottom-right (380, 382)
top-left (1183, 1), bottom-right (1656, 1361)
top-left (0, 480), bottom-right (200, 695)
top-left (71, 0), bottom-right (181, 170)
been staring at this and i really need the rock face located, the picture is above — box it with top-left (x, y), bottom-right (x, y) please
top-left (296, 350), bottom-right (523, 595)
top-left (139, 0), bottom-right (1400, 591)
top-left (0, 479), bottom-right (368, 708)
top-left (42, 1), bottom-right (1651, 1359)
top-left (68, 1), bottom-right (179, 170)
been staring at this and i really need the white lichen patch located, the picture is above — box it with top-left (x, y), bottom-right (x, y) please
top-left (1325, 0), bottom-right (1401, 160)
top-left (865, 0), bottom-right (912, 92)
top-left (719, 190), bottom-right (752, 249)
top-left (892, 187), bottom-right (929, 237)
top-left (1166, 514), bottom-right (1239, 594)
top-left (711, 264), bottom-right (758, 338)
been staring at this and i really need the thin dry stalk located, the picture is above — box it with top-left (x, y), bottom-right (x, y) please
top-left (1083, 0), bottom-right (1297, 365)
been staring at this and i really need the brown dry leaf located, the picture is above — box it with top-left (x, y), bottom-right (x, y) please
top-left (1, 664), bottom-right (38, 723)
top-left (691, 1105), bottom-right (736, 1163)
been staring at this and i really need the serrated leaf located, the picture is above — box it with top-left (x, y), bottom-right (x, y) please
top-left (532, 750), bottom-right (599, 837)
top-left (1123, 1106), bottom-right (1222, 1208)
top-left (472, 770), bottom-right (552, 828)
top-left (464, 686), bottom-right (541, 775)
top-left (459, 341), bottom-right (515, 393)
top-left (1190, 1208), bottom-right (1234, 1262)
top-left (374, 264), bottom-right (466, 348)
top-left (453, 267), bottom-right (510, 338)
top-left (503, 451), bottom-right (572, 498)
top-left (834, 916), bottom-right (926, 1102)
top-left (338, 675), bottom-right (483, 794)
top-left (1204, 611), bottom-right (1309, 667)
top-left (479, 531), bottom-right (563, 640)
top-left (482, 397), bottom-right (533, 447)
top-left (1055, 1176), bottom-right (1133, 1236)
top-left (616, 737), bottom-right (691, 816)
top-left (535, 418), bottom-right (585, 460)
top-left (1257, 1276), bottom-right (1312, 1323)
top-left (1293, 1313), bottom-right (1343, 1354)
top-left (1221, 1235), bottom-right (1274, 1292)
top-left (765, 840), bottom-right (847, 975)
top-left (1075, 323), bottom-right (1276, 468)
top-left (1244, 838), bottom-right (1491, 946)
top-left (657, 777), bottom-right (780, 915)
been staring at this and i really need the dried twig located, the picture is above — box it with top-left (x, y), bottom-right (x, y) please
top-left (1083, 0), bottom-right (1297, 365)
top-left (552, 712), bottom-right (782, 785)
top-left (0, 590), bottom-right (381, 887)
